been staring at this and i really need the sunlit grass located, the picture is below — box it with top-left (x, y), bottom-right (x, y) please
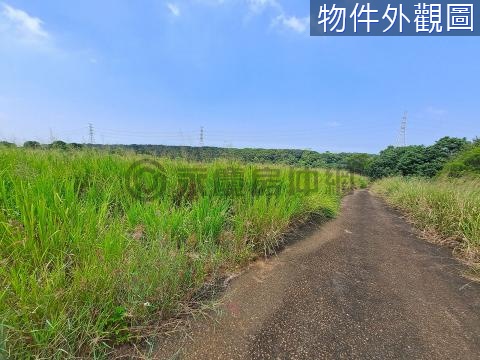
top-left (372, 177), bottom-right (480, 270)
top-left (0, 147), bottom-right (365, 359)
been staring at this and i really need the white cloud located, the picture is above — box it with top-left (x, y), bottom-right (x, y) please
top-left (194, 0), bottom-right (229, 5)
top-left (194, 0), bottom-right (308, 34)
top-left (247, 0), bottom-right (281, 14)
top-left (273, 14), bottom-right (309, 33)
top-left (166, 3), bottom-right (181, 17)
top-left (1, 3), bottom-right (49, 41)
top-left (246, 0), bottom-right (309, 34)
top-left (0, 3), bottom-right (86, 60)
top-left (178, 1), bottom-right (309, 34)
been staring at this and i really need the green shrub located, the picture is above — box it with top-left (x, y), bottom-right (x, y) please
top-left (373, 177), bottom-right (480, 267)
top-left (23, 141), bottom-right (41, 149)
top-left (442, 147), bottom-right (480, 177)
top-left (48, 141), bottom-right (68, 150)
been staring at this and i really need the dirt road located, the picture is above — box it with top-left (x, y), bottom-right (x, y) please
top-left (154, 190), bottom-right (480, 360)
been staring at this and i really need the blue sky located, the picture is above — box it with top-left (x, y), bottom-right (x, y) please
top-left (0, 0), bottom-right (478, 153)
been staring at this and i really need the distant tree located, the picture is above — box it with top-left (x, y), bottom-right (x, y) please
top-left (49, 140), bottom-right (67, 150)
top-left (300, 150), bottom-right (325, 168)
top-left (428, 136), bottom-right (468, 160)
top-left (322, 152), bottom-right (343, 167)
top-left (366, 146), bottom-right (403, 179)
top-left (23, 141), bottom-right (41, 149)
top-left (0, 141), bottom-right (16, 148)
top-left (68, 142), bottom-right (84, 149)
top-left (422, 137), bottom-right (469, 176)
top-left (396, 146), bottom-right (427, 176)
top-left (67, 144), bottom-right (376, 171)
top-left (367, 137), bottom-right (469, 179)
top-left (345, 154), bottom-right (373, 174)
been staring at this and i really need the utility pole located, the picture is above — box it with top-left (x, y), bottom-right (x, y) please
top-left (88, 123), bottom-right (95, 144)
top-left (397, 111), bottom-right (408, 147)
top-left (200, 126), bottom-right (204, 147)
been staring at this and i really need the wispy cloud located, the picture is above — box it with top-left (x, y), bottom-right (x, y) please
top-left (247, 0), bottom-right (281, 14)
top-left (0, 3), bottom-right (49, 42)
top-left (0, 3), bottom-right (95, 62)
top-left (193, 0), bottom-right (308, 34)
top-left (273, 14), bottom-right (310, 33)
top-left (166, 3), bottom-right (181, 17)
top-left (247, 0), bottom-right (309, 34)
top-left (195, 0), bottom-right (229, 6)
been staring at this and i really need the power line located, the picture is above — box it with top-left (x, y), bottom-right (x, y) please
top-left (33, 123), bottom-right (401, 148)
top-left (95, 127), bottom-right (197, 136)
top-left (90, 124), bottom-right (384, 140)
top-left (95, 131), bottom-right (191, 139)
top-left (55, 127), bottom-right (89, 135)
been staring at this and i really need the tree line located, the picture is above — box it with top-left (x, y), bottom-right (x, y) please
top-left (2, 136), bottom-right (478, 178)
top-left (365, 137), bottom-right (479, 179)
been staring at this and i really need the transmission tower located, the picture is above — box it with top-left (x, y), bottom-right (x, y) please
top-left (88, 123), bottom-right (95, 144)
top-left (49, 128), bottom-right (55, 143)
top-left (200, 126), bottom-right (204, 147)
top-left (397, 111), bottom-right (408, 147)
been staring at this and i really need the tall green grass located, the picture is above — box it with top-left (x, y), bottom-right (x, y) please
top-left (0, 148), bottom-right (365, 358)
top-left (372, 177), bottom-right (480, 268)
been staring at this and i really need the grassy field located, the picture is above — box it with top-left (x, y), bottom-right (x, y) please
top-left (372, 177), bottom-right (480, 271)
top-left (0, 148), bottom-right (366, 359)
